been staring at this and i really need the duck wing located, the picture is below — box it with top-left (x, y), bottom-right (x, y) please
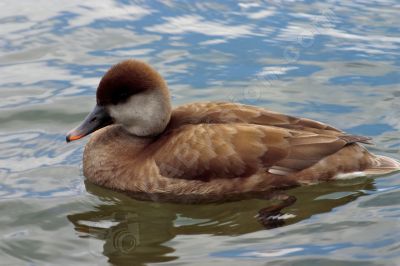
top-left (153, 123), bottom-right (363, 181)
top-left (168, 102), bottom-right (344, 136)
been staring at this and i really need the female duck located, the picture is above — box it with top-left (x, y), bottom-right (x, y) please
top-left (66, 60), bottom-right (400, 203)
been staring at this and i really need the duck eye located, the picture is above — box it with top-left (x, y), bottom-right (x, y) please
top-left (111, 89), bottom-right (132, 104)
top-left (116, 90), bottom-right (132, 101)
top-left (119, 91), bottom-right (128, 98)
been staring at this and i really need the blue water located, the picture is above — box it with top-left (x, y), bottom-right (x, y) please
top-left (0, 1), bottom-right (399, 265)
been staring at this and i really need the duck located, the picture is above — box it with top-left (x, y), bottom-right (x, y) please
top-left (66, 59), bottom-right (400, 206)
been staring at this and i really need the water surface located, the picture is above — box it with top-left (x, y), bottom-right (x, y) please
top-left (1, 1), bottom-right (400, 265)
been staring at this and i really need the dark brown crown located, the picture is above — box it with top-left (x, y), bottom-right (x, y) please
top-left (96, 60), bottom-right (166, 106)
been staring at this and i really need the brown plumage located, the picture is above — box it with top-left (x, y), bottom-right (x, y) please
top-left (66, 59), bottom-right (400, 204)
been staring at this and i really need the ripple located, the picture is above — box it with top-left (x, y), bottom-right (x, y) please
top-left (146, 15), bottom-right (256, 38)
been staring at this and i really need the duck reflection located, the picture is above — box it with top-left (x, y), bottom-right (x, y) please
top-left (67, 178), bottom-right (375, 265)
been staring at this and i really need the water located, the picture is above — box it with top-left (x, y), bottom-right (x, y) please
top-left (0, 1), bottom-right (399, 265)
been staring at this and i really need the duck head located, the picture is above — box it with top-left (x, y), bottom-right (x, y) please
top-left (66, 60), bottom-right (171, 142)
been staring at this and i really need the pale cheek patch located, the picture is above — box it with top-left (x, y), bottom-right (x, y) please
top-left (106, 89), bottom-right (170, 136)
top-left (334, 171), bottom-right (366, 180)
top-left (108, 102), bottom-right (134, 125)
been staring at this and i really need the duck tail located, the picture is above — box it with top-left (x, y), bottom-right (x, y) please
top-left (364, 155), bottom-right (400, 176)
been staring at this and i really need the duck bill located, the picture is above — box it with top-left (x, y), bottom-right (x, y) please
top-left (66, 105), bottom-right (112, 142)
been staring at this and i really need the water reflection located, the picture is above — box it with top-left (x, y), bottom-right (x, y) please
top-left (67, 178), bottom-right (375, 264)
